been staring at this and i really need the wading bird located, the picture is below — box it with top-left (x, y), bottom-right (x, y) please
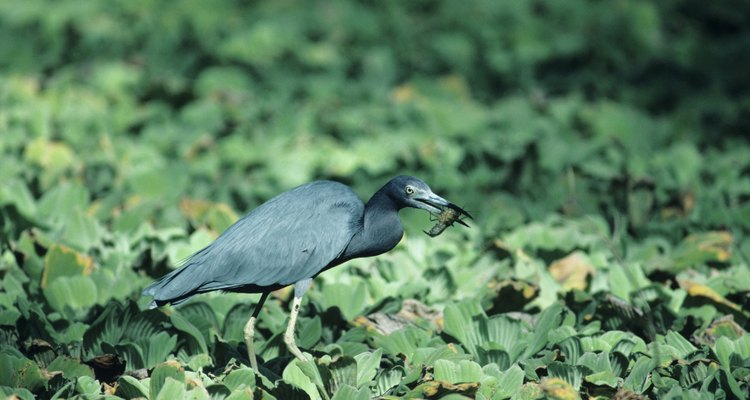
top-left (142, 176), bottom-right (471, 371)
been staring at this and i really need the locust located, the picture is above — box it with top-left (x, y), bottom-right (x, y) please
top-left (423, 203), bottom-right (473, 237)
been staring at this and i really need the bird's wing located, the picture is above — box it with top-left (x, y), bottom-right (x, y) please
top-left (145, 181), bottom-right (363, 302)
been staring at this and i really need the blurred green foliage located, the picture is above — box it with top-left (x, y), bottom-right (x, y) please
top-left (1, 0), bottom-right (749, 399)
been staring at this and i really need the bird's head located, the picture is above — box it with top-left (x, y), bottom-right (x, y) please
top-left (385, 175), bottom-right (472, 218)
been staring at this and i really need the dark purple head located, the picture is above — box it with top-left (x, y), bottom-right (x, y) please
top-left (383, 175), bottom-right (472, 219)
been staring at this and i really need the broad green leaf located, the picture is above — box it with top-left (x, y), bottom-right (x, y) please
top-left (557, 336), bottom-right (583, 364)
top-left (354, 348), bottom-right (382, 388)
top-left (327, 356), bottom-right (358, 394)
top-left (144, 331), bottom-right (178, 369)
top-left (0, 352), bottom-right (47, 392)
top-left (433, 359), bottom-right (483, 384)
top-left (331, 385), bottom-right (369, 400)
top-left (283, 359), bottom-right (322, 400)
top-left (444, 300), bottom-right (526, 361)
top-left (43, 275), bottom-right (98, 313)
top-left (171, 311), bottom-right (209, 354)
top-left (0, 179), bottom-right (37, 220)
top-left (41, 244), bottom-right (94, 288)
top-left (320, 280), bottom-right (368, 321)
top-left (0, 387), bottom-right (35, 400)
top-left (546, 361), bottom-right (583, 391)
top-left (223, 367), bottom-right (256, 391)
top-left (623, 356), bottom-right (654, 394)
top-left (496, 364), bottom-right (525, 398)
top-left (47, 356), bottom-right (94, 379)
top-left (523, 303), bottom-right (564, 359)
top-left (75, 376), bottom-right (100, 395)
top-left (116, 375), bottom-right (149, 399)
top-left (672, 231), bottom-right (732, 271)
top-left (608, 264), bottom-right (650, 301)
top-left (155, 376), bottom-right (187, 400)
top-left (374, 366), bottom-right (404, 397)
top-left (664, 330), bottom-right (698, 360)
top-left (225, 389), bottom-right (254, 400)
top-left (150, 360), bottom-right (185, 398)
top-left (373, 327), bottom-right (431, 361)
top-left (187, 352), bottom-right (214, 372)
top-left (297, 316), bottom-right (322, 349)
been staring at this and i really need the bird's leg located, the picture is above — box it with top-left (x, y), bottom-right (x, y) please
top-left (284, 295), bottom-right (306, 361)
top-left (284, 279), bottom-right (313, 362)
top-left (244, 292), bottom-right (270, 372)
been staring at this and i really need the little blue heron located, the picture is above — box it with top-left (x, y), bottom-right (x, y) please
top-left (142, 175), bottom-right (470, 371)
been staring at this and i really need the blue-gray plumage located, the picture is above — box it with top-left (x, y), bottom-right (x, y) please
top-left (142, 175), bottom-right (471, 370)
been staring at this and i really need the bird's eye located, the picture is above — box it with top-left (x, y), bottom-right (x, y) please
top-left (405, 186), bottom-right (415, 195)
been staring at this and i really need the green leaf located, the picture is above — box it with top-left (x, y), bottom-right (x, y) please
top-left (608, 264), bottom-right (650, 301)
top-left (557, 336), bottom-right (583, 364)
top-left (297, 316), bottom-right (322, 349)
top-left (0, 387), bottom-right (35, 400)
top-left (223, 367), bottom-right (256, 391)
top-left (150, 361), bottom-right (185, 399)
top-left (155, 376), bottom-right (186, 400)
top-left (41, 244), bottom-right (94, 288)
top-left (43, 275), bottom-right (98, 314)
top-left (75, 376), bottom-right (101, 395)
top-left (0, 351), bottom-right (47, 392)
top-left (143, 331), bottom-right (177, 369)
top-left (116, 375), bottom-right (149, 399)
top-left (433, 359), bottom-right (483, 384)
top-left (444, 301), bottom-right (526, 361)
top-left (672, 231), bottom-right (732, 271)
top-left (327, 356), bottom-right (358, 394)
top-left (171, 311), bottom-right (209, 354)
top-left (547, 361), bottom-right (584, 391)
top-left (374, 366), bottom-right (404, 397)
top-left (320, 280), bottom-right (368, 321)
top-left (355, 348), bottom-right (382, 388)
top-left (496, 364), bottom-right (525, 398)
top-left (373, 327), bottom-right (431, 361)
top-left (623, 356), bottom-right (654, 394)
top-left (331, 385), bottom-right (369, 400)
top-left (283, 359), bottom-right (322, 400)
top-left (187, 353), bottom-right (214, 371)
top-left (0, 178), bottom-right (37, 220)
top-left (47, 356), bottom-right (94, 379)
top-left (523, 303), bottom-right (564, 359)
top-left (664, 330), bottom-right (698, 360)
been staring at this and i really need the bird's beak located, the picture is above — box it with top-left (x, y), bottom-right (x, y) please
top-left (414, 191), bottom-right (473, 222)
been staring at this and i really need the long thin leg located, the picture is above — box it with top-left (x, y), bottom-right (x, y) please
top-left (244, 292), bottom-right (270, 372)
top-left (284, 279), bottom-right (312, 362)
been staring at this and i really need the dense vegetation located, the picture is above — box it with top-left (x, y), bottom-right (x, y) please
top-left (1, 1), bottom-right (749, 399)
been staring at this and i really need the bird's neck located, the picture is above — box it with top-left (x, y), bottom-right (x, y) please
top-left (342, 189), bottom-right (403, 260)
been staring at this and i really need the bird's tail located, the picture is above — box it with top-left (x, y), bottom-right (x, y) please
top-left (142, 260), bottom-right (205, 308)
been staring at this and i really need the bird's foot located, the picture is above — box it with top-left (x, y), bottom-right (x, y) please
top-left (286, 343), bottom-right (314, 363)
top-left (284, 333), bottom-right (313, 362)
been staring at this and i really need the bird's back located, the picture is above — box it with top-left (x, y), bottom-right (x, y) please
top-left (143, 181), bottom-right (364, 307)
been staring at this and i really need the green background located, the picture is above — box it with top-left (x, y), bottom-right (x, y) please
top-left (1, 1), bottom-right (749, 399)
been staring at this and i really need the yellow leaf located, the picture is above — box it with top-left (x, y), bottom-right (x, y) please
top-left (41, 244), bottom-right (94, 288)
top-left (541, 377), bottom-right (581, 400)
top-left (548, 251), bottom-right (595, 291)
top-left (679, 280), bottom-right (741, 312)
top-left (391, 84), bottom-right (416, 103)
top-left (180, 198), bottom-right (238, 233)
top-left (673, 231), bottom-right (732, 270)
top-left (24, 138), bottom-right (75, 172)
